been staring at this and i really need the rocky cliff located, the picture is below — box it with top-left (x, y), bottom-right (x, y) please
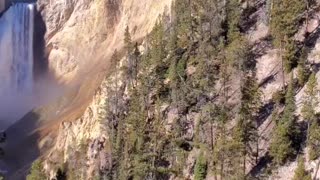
top-left (37, 0), bottom-right (172, 82)
top-left (3, 0), bottom-right (173, 179)
top-left (6, 0), bottom-right (320, 179)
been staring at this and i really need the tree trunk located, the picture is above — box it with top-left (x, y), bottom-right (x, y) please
top-left (307, 121), bottom-right (310, 144)
top-left (280, 41), bottom-right (285, 87)
top-left (243, 151), bottom-right (246, 179)
top-left (256, 135), bottom-right (259, 164)
top-left (314, 159), bottom-right (320, 180)
top-left (211, 123), bottom-right (214, 151)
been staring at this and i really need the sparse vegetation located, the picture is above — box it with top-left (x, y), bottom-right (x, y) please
top-left (27, 160), bottom-right (46, 180)
top-left (29, 0), bottom-right (319, 179)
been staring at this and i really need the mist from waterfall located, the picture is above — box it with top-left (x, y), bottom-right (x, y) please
top-left (0, 3), bottom-right (36, 128)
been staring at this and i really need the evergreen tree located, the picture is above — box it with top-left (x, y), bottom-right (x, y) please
top-left (270, 0), bottom-right (306, 72)
top-left (124, 26), bottom-right (137, 88)
top-left (270, 74), bottom-right (296, 164)
top-left (235, 74), bottom-right (261, 173)
top-left (283, 74), bottom-right (296, 125)
top-left (173, 0), bottom-right (192, 48)
top-left (270, 0), bottom-right (306, 47)
top-left (308, 121), bottom-right (320, 160)
top-left (150, 21), bottom-right (166, 66)
top-left (283, 38), bottom-right (297, 73)
top-left (132, 43), bottom-right (141, 86)
top-left (297, 48), bottom-right (308, 86)
top-left (293, 157), bottom-right (312, 180)
top-left (302, 72), bottom-right (318, 145)
top-left (269, 121), bottom-right (293, 165)
top-left (124, 25), bottom-right (133, 53)
top-left (304, 73), bottom-right (320, 161)
top-left (124, 89), bottom-right (149, 179)
top-left (27, 160), bottom-right (47, 180)
top-left (226, 0), bottom-right (241, 42)
top-left (194, 152), bottom-right (207, 180)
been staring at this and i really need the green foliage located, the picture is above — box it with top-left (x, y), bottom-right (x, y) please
top-left (103, 0), bottom-right (313, 178)
top-left (270, 0), bottom-right (306, 47)
top-left (176, 56), bottom-right (187, 79)
top-left (150, 21), bottom-right (167, 66)
top-left (194, 152), bottom-right (207, 180)
top-left (236, 74), bottom-right (261, 170)
top-left (173, 0), bottom-right (192, 48)
top-left (283, 74), bottom-right (296, 124)
top-left (124, 25), bottom-right (133, 53)
top-left (297, 49), bottom-right (308, 86)
top-left (270, 0), bottom-right (306, 72)
top-left (301, 72), bottom-right (320, 160)
top-left (302, 72), bottom-right (318, 123)
top-left (272, 89), bottom-right (285, 105)
top-left (226, 0), bottom-right (241, 42)
top-left (270, 75), bottom-right (296, 165)
top-left (293, 157), bottom-right (312, 180)
top-left (308, 121), bottom-right (320, 160)
top-left (283, 39), bottom-right (298, 73)
top-left (27, 160), bottom-right (46, 180)
top-left (269, 120), bottom-right (293, 165)
top-left (225, 35), bottom-right (250, 69)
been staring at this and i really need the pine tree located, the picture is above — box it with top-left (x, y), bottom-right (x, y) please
top-left (210, 105), bottom-right (229, 179)
top-left (270, 74), bottom-right (296, 164)
top-left (149, 20), bottom-right (167, 79)
top-left (308, 121), bottom-right (320, 160)
top-left (297, 48), bottom-right (308, 86)
top-left (236, 74), bottom-right (261, 173)
top-left (174, 0), bottom-right (192, 48)
top-left (304, 73), bottom-right (320, 161)
top-left (225, 35), bottom-right (250, 70)
top-left (226, 0), bottom-right (241, 42)
top-left (132, 43), bottom-right (141, 86)
top-left (270, 0), bottom-right (306, 72)
top-left (194, 151), bottom-right (207, 180)
top-left (27, 160), bottom-right (47, 180)
top-left (293, 157), bottom-right (312, 180)
top-left (269, 121), bottom-right (293, 165)
top-left (283, 38), bottom-right (297, 73)
top-left (302, 72), bottom-right (318, 148)
top-left (124, 25), bottom-right (133, 53)
top-left (124, 26), bottom-right (137, 88)
top-left (270, 0), bottom-right (306, 48)
top-left (124, 89), bottom-right (149, 179)
top-left (283, 74), bottom-right (296, 125)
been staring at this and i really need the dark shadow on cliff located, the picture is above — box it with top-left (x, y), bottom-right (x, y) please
top-left (33, 5), bottom-right (48, 78)
top-left (2, 111), bottom-right (41, 180)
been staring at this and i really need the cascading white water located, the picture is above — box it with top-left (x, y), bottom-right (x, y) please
top-left (0, 3), bottom-right (35, 128)
top-left (0, 3), bottom-right (34, 95)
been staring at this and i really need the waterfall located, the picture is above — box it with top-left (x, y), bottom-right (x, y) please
top-left (0, 3), bottom-right (34, 95)
top-left (0, 3), bottom-right (35, 128)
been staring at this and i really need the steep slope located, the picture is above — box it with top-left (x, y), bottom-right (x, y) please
top-left (38, 0), bottom-right (172, 82)
top-left (4, 0), bottom-right (173, 179)
top-left (7, 0), bottom-right (320, 179)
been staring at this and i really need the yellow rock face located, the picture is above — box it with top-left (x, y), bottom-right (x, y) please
top-left (38, 0), bottom-right (173, 83)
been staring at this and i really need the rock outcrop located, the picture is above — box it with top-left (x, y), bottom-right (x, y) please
top-left (37, 0), bottom-right (172, 83)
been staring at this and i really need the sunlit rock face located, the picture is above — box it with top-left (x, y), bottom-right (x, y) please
top-left (37, 0), bottom-right (173, 83)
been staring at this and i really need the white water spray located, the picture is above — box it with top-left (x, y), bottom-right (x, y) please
top-left (0, 3), bottom-right (34, 95)
top-left (0, 3), bottom-right (35, 127)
